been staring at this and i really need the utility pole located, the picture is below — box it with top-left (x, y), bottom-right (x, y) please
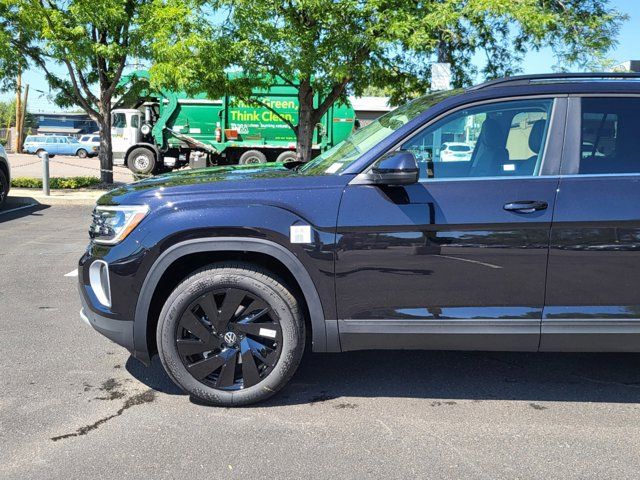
top-left (15, 68), bottom-right (22, 153)
top-left (21, 84), bottom-right (29, 141)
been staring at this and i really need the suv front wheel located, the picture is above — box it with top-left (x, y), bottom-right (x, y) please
top-left (157, 263), bottom-right (305, 406)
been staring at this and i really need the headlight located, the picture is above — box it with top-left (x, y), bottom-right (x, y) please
top-left (89, 205), bottom-right (149, 245)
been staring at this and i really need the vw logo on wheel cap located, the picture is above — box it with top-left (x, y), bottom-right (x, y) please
top-left (223, 331), bottom-right (238, 346)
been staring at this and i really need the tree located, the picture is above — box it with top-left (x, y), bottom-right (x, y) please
top-left (148, 0), bottom-right (626, 163)
top-left (0, 0), bottom-right (152, 183)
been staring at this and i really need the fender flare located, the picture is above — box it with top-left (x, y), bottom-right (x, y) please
top-left (133, 237), bottom-right (338, 364)
top-left (124, 143), bottom-right (161, 165)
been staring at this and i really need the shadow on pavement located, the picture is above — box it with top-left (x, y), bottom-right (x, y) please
top-left (126, 349), bottom-right (640, 406)
top-left (126, 355), bottom-right (184, 395)
top-left (0, 195), bottom-right (49, 222)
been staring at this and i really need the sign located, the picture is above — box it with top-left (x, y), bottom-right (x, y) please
top-left (431, 63), bottom-right (452, 91)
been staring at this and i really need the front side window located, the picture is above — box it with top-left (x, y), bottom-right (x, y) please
top-left (401, 99), bottom-right (553, 181)
top-left (131, 115), bottom-right (139, 128)
top-left (579, 97), bottom-right (640, 175)
top-left (112, 113), bottom-right (127, 128)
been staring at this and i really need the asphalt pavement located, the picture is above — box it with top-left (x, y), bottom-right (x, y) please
top-left (2, 203), bottom-right (640, 479)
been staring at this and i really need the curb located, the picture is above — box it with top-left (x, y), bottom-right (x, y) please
top-left (9, 188), bottom-right (106, 205)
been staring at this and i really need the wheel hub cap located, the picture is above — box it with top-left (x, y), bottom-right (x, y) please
top-left (175, 287), bottom-right (283, 391)
top-left (223, 331), bottom-right (238, 346)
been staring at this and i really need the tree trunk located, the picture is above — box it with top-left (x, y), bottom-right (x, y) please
top-left (295, 81), bottom-right (316, 163)
top-left (97, 104), bottom-right (113, 184)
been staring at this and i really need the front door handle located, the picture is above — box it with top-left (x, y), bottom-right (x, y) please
top-left (503, 200), bottom-right (548, 214)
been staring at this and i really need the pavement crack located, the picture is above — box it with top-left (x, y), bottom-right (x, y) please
top-left (51, 389), bottom-right (156, 442)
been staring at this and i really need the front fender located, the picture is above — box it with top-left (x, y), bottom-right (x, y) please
top-left (132, 236), bottom-right (340, 364)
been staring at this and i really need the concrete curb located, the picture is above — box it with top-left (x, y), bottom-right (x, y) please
top-left (9, 188), bottom-right (106, 205)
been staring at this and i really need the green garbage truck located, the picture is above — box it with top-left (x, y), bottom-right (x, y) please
top-left (112, 71), bottom-right (356, 175)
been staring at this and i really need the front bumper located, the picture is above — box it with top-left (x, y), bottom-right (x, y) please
top-left (79, 287), bottom-right (135, 354)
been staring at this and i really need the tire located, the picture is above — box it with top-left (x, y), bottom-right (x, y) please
top-left (238, 150), bottom-right (267, 165)
top-left (128, 147), bottom-right (156, 176)
top-left (275, 151), bottom-right (297, 164)
top-left (76, 149), bottom-right (88, 159)
top-left (157, 262), bottom-right (305, 406)
top-left (0, 169), bottom-right (8, 206)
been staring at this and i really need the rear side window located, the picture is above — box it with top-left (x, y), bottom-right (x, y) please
top-left (579, 97), bottom-right (640, 175)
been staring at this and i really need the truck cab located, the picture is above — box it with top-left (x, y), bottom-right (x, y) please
top-left (111, 109), bottom-right (145, 166)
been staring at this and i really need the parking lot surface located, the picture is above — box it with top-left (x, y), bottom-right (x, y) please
top-left (2, 203), bottom-right (640, 479)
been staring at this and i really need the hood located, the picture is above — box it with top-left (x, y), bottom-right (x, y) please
top-left (98, 162), bottom-right (299, 206)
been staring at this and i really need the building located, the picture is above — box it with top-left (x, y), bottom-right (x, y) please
top-left (35, 112), bottom-right (98, 136)
top-left (611, 60), bottom-right (640, 73)
top-left (349, 96), bottom-right (394, 127)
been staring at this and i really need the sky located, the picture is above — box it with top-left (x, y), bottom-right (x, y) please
top-left (6, 0), bottom-right (640, 113)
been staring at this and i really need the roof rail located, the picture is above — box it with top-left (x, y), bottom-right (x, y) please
top-left (468, 72), bottom-right (640, 91)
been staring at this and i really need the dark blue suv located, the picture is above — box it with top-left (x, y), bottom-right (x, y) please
top-left (79, 73), bottom-right (640, 406)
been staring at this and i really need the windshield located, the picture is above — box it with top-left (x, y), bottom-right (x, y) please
top-left (300, 89), bottom-right (461, 175)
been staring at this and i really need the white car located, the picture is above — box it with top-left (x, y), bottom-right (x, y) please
top-left (79, 133), bottom-right (101, 150)
top-left (440, 142), bottom-right (473, 162)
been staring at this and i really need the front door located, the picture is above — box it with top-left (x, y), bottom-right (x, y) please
top-left (541, 96), bottom-right (640, 351)
top-left (335, 97), bottom-right (566, 351)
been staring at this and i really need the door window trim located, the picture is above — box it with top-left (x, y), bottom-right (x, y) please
top-left (349, 94), bottom-right (568, 185)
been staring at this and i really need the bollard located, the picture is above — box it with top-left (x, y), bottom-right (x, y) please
top-left (40, 151), bottom-right (50, 196)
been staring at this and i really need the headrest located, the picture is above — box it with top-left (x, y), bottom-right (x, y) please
top-left (479, 118), bottom-right (504, 148)
top-left (528, 120), bottom-right (546, 154)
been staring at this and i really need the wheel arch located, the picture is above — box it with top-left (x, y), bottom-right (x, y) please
top-left (133, 237), bottom-right (337, 365)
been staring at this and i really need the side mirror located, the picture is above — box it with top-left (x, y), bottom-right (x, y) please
top-left (365, 151), bottom-right (419, 186)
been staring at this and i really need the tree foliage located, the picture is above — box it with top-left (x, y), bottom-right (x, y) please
top-left (0, 0), bottom-right (153, 182)
top-left (147, 0), bottom-right (626, 162)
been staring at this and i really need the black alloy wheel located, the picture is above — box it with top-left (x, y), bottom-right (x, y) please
top-left (157, 263), bottom-right (305, 406)
top-left (175, 288), bottom-right (282, 390)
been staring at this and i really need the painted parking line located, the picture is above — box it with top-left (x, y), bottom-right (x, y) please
top-left (0, 203), bottom-right (38, 216)
top-left (64, 269), bottom-right (78, 277)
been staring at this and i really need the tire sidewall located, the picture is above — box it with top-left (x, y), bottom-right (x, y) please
top-left (129, 148), bottom-right (156, 175)
top-left (275, 151), bottom-right (297, 163)
top-left (238, 150), bottom-right (267, 165)
top-left (0, 169), bottom-right (7, 205)
top-left (157, 267), bottom-right (304, 406)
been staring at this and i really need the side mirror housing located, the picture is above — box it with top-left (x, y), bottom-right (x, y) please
top-left (355, 151), bottom-right (419, 186)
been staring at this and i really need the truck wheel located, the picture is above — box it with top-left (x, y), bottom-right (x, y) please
top-left (157, 262), bottom-right (305, 407)
top-left (238, 150), bottom-right (267, 165)
top-left (128, 147), bottom-right (156, 176)
top-left (276, 151), bottom-right (297, 163)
